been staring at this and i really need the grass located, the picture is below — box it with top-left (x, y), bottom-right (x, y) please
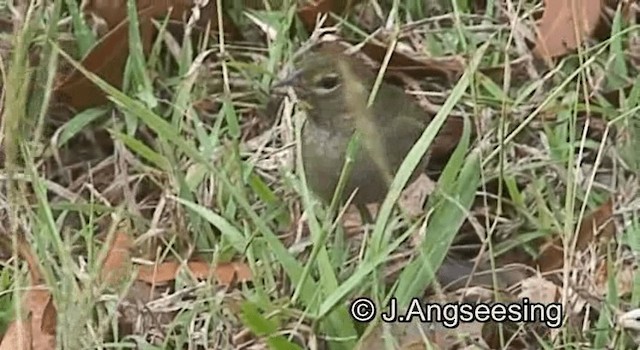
top-left (0, 0), bottom-right (639, 349)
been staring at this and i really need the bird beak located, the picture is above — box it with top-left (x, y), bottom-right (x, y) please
top-left (272, 69), bottom-right (303, 89)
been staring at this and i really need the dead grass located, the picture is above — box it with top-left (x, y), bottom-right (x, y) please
top-left (0, 0), bottom-right (638, 349)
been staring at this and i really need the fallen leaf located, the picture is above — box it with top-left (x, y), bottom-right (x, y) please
top-left (39, 297), bottom-right (56, 335)
top-left (297, 0), bottom-right (362, 32)
top-left (83, 0), bottom-right (127, 28)
top-left (0, 316), bottom-right (32, 350)
top-left (54, 9), bottom-right (155, 111)
top-left (17, 237), bottom-right (43, 285)
top-left (136, 260), bottom-right (252, 286)
top-left (316, 39), bottom-right (528, 98)
top-left (536, 198), bottom-right (615, 272)
top-left (101, 232), bottom-right (134, 285)
top-left (213, 261), bottom-right (253, 286)
top-left (535, 241), bottom-right (564, 273)
top-left (26, 290), bottom-right (56, 350)
top-left (83, 0), bottom-right (219, 30)
top-left (0, 289), bottom-right (57, 350)
top-left (0, 235), bottom-right (44, 284)
top-left (574, 198), bottom-right (616, 250)
top-left (0, 235), bottom-right (56, 349)
top-left (533, 0), bottom-right (604, 59)
top-left (358, 41), bottom-right (463, 80)
top-left (58, 0), bottom-right (243, 111)
top-left (315, 40), bottom-right (461, 82)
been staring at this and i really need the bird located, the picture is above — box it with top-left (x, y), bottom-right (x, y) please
top-left (276, 48), bottom-right (460, 206)
top-left (272, 48), bottom-right (528, 288)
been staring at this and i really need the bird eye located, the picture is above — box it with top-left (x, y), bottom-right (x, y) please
top-left (313, 73), bottom-right (340, 93)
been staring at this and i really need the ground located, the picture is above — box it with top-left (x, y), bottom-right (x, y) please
top-left (0, 0), bottom-right (639, 349)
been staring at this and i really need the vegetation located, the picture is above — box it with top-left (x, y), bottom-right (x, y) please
top-left (0, 0), bottom-right (638, 349)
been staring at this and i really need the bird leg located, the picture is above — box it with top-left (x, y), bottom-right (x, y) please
top-left (356, 203), bottom-right (374, 225)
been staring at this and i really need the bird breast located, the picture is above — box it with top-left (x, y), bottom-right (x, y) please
top-left (301, 120), bottom-right (348, 175)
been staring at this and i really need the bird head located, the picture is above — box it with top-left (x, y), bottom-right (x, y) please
top-left (274, 50), bottom-right (376, 129)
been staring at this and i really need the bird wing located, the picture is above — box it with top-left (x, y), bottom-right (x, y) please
top-left (373, 84), bottom-right (432, 171)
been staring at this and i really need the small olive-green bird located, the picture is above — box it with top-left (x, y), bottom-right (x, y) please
top-left (274, 49), bottom-right (525, 288)
top-left (278, 49), bottom-right (458, 205)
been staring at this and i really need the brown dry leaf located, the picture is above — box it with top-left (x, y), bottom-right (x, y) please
top-left (533, 0), bottom-right (604, 59)
top-left (39, 297), bottom-right (56, 336)
top-left (25, 290), bottom-right (56, 350)
top-left (84, 0), bottom-right (241, 42)
top-left (359, 41), bottom-right (463, 80)
top-left (54, 9), bottom-right (155, 111)
top-left (101, 232), bottom-right (134, 285)
top-left (0, 236), bottom-right (57, 349)
top-left (0, 290), bottom-right (57, 350)
top-left (536, 198), bottom-right (615, 272)
top-left (20, 246), bottom-right (42, 286)
top-left (535, 240), bottom-right (564, 273)
top-left (58, 0), bottom-right (243, 111)
top-left (574, 198), bottom-right (616, 250)
top-left (136, 260), bottom-right (252, 286)
top-left (83, 0), bottom-right (128, 28)
top-left (0, 235), bottom-right (44, 284)
top-left (297, 0), bottom-right (363, 31)
top-left (137, 261), bottom-right (184, 284)
top-left (319, 39), bottom-right (528, 98)
top-left (84, 0), bottom-right (216, 30)
top-left (0, 316), bottom-right (32, 350)
top-left (214, 261), bottom-right (253, 286)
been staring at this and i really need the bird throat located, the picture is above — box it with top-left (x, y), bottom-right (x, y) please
top-left (305, 96), bottom-right (356, 133)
